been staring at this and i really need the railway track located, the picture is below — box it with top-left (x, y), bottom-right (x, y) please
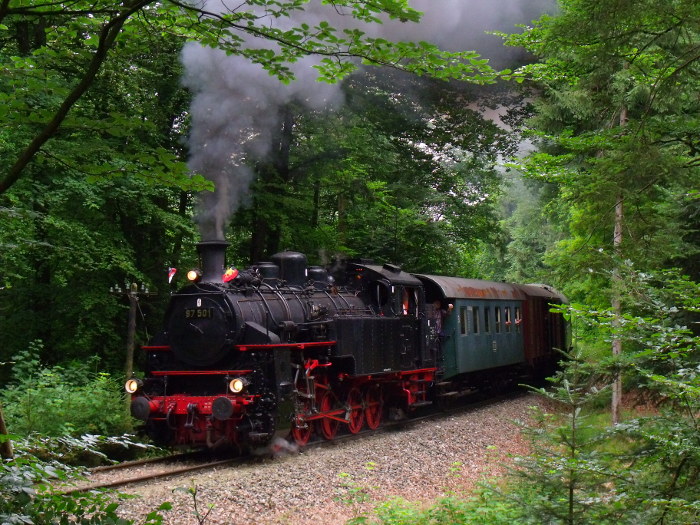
top-left (60, 452), bottom-right (249, 495)
top-left (61, 389), bottom-right (524, 495)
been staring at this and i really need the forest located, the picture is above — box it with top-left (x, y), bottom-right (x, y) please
top-left (0, 0), bottom-right (698, 523)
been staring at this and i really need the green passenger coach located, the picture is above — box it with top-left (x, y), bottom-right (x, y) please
top-left (416, 275), bottom-right (569, 394)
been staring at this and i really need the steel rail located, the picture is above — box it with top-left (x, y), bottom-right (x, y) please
top-left (61, 457), bottom-right (247, 495)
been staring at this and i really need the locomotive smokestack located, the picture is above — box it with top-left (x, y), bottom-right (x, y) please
top-left (197, 240), bottom-right (230, 283)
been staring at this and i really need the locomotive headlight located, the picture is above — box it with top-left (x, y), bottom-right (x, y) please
top-left (229, 377), bottom-right (248, 394)
top-left (125, 378), bottom-right (143, 394)
top-left (187, 269), bottom-right (202, 282)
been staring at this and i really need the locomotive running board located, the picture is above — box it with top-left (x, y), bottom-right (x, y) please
top-left (235, 341), bottom-right (337, 351)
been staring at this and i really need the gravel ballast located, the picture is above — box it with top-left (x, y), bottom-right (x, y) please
top-left (112, 394), bottom-right (538, 524)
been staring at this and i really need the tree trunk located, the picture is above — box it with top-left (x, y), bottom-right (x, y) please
top-left (337, 191), bottom-right (347, 248)
top-left (611, 102), bottom-right (628, 425)
top-left (611, 193), bottom-right (624, 425)
top-left (0, 402), bottom-right (14, 459)
top-left (248, 107), bottom-right (294, 261)
top-left (311, 179), bottom-right (320, 228)
top-left (250, 204), bottom-right (269, 263)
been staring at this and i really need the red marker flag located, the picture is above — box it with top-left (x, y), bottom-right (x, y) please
top-left (168, 267), bottom-right (177, 283)
top-left (223, 267), bottom-right (239, 283)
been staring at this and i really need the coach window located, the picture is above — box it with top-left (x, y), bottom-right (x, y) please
top-left (495, 307), bottom-right (501, 333)
top-left (459, 307), bottom-right (468, 335)
top-left (515, 306), bottom-right (522, 333)
top-left (505, 307), bottom-right (512, 332)
top-left (472, 306), bottom-right (480, 334)
top-left (484, 307), bottom-right (490, 333)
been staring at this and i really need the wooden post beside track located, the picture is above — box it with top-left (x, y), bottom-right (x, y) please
top-left (125, 283), bottom-right (138, 382)
top-left (110, 282), bottom-right (155, 415)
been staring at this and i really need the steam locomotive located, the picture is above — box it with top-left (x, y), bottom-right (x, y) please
top-left (126, 241), bottom-right (569, 450)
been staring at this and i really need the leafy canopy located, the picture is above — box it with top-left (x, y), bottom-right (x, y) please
top-left (0, 0), bottom-right (502, 194)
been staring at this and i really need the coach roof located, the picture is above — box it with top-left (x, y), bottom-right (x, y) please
top-left (416, 274), bottom-right (568, 303)
top-left (415, 274), bottom-right (526, 300)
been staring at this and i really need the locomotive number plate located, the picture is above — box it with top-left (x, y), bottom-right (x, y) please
top-left (185, 307), bottom-right (214, 319)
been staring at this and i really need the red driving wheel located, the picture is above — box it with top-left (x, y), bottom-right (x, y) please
top-left (318, 390), bottom-right (340, 440)
top-left (364, 386), bottom-right (383, 430)
top-left (346, 388), bottom-right (364, 434)
top-left (291, 392), bottom-right (313, 446)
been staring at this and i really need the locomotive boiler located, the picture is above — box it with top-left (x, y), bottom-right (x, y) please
top-left (126, 241), bottom-right (569, 450)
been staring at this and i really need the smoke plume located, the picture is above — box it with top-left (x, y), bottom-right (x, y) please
top-left (182, 0), bottom-right (554, 240)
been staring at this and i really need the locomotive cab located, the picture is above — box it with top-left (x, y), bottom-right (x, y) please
top-left (332, 261), bottom-right (432, 372)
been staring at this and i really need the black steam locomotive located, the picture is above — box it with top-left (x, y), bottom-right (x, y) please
top-left (126, 241), bottom-right (569, 449)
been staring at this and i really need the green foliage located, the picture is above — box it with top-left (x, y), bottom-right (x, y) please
top-left (0, 434), bottom-right (169, 524)
top-left (498, 0), bottom-right (700, 303)
top-left (13, 433), bottom-right (154, 467)
top-left (483, 175), bottom-right (569, 284)
top-left (502, 269), bottom-right (700, 524)
top-left (426, 491), bottom-right (521, 524)
top-left (0, 2), bottom-right (211, 194)
top-left (335, 472), bottom-right (374, 506)
top-left (0, 11), bottom-right (200, 371)
top-left (589, 270), bottom-right (700, 522)
top-left (1, 342), bottom-right (132, 437)
top-left (349, 490), bottom-right (522, 524)
top-left (506, 355), bottom-right (620, 525)
top-left (0, 169), bottom-right (199, 372)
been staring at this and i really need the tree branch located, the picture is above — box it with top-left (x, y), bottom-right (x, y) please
top-left (0, 0), bottom-right (153, 194)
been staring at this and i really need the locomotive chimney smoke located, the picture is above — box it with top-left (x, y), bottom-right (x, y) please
top-left (197, 240), bottom-right (230, 283)
top-left (182, 7), bottom-right (345, 240)
top-left (183, 1), bottom-right (555, 240)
